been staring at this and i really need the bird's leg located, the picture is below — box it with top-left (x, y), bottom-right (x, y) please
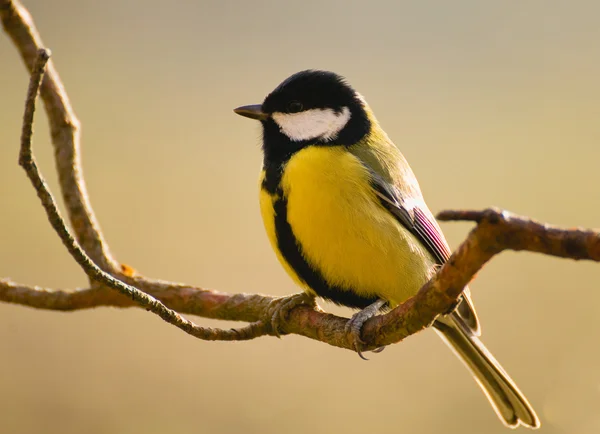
top-left (345, 299), bottom-right (388, 360)
top-left (267, 292), bottom-right (318, 338)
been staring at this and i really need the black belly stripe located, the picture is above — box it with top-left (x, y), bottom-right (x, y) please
top-left (272, 193), bottom-right (378, 309)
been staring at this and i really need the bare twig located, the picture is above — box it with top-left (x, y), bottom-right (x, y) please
top-left (16, 49), bottom-right (268, 342)
top-left (1, 0), bottom-right (117, 271)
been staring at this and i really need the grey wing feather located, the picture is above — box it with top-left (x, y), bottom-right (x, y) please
top-left (368, 168), bottom-right (481, 335)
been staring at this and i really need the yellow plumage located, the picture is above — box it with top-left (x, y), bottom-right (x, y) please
top-left (260, 146), bottom-right (436, 307)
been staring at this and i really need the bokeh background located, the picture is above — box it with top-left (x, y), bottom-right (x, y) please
top-left (1, 1), bottom-right (599, 433)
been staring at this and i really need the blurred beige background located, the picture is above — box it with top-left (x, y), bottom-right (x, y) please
top-left (1, 1), bottom-right (599, 433)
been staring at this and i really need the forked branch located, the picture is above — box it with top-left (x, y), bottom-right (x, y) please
top-left (15, 48), bottom-right (269, 342)
top-left (1, 0), bottom-right (116, 271)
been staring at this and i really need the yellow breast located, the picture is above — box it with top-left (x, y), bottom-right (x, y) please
top-left (259, 146), bottom-right (436, 307)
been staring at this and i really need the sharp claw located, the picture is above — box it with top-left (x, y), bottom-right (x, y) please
top-left (354, 339), bottom-right (369, 360)
top-left (372, 346), bottom-right (386, 353)
top-left (357, 349), bottom-right (369, 361)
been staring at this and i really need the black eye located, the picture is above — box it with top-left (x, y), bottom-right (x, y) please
top-left (287, 101), bottom-right (303, 113)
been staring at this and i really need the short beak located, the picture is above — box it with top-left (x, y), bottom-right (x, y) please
top-left (234, 104), bottom-right (269, 121)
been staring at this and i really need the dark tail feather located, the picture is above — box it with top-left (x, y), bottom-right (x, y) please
top-left (433, 313), bottom-right (540, 429)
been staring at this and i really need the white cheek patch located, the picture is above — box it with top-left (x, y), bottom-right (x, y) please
top-left (272, 107), bottom-right (351, 142)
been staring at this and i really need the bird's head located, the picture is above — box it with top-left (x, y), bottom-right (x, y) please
top-left (234, 70), bottom-right (371, 162)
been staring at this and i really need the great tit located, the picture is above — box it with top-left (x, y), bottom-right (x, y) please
top-left (234, 70), bottom-right (539, 429)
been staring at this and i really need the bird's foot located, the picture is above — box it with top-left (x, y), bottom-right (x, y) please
top-left (267, 292), bottom-right (317, 338)
top-left (345, 299), bottom-right (387, 360)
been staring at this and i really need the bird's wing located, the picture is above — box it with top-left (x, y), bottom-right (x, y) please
top-left (368, 169), bottom-right (449, 262)
top-left (367, 167), bottom-right (481, 334)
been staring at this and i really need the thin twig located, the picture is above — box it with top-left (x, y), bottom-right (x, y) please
top-left (1, 0), bottom-right (117, 271)
top-left (16, 49), bottom-right (269, 342)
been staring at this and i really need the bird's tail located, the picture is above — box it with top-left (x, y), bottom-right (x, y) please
top-left (433, 312), bottom-right (540, 429)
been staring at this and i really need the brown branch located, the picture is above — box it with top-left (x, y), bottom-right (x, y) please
top-left (1, 0), bottom-right (117, 272)
top-left (0, 277), bottom-right (275, 323)
top-left (16, 48), bottom-right (268, 342)
top-left (2, 207), bottom-right (599, 350)
top-left (1, 0), bottom-right (599, 354)
top-left (360, 208), bottom-right (600, 348)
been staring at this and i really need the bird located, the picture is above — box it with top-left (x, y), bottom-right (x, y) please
top-left (234, 69), bottom-right (539, 429)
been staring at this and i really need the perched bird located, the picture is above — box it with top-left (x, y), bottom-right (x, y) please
top-left (234, 70), bottom-right (539, 429)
